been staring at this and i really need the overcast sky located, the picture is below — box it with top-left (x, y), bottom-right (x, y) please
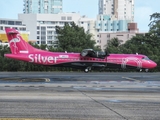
top-left (0, 0), bottom-right (159, 31)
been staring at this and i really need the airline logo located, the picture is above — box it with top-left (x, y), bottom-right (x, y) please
top-left (9, 34), bottom-right (21, 54)
top-left (28, 54), bottom-right (70, 64)
top-left (9, 34), bottom-right (20, 44)
top-left (29, 54), bottom-right (57, 64)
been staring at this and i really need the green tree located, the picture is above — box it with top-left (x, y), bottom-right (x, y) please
top-left (105, 37), bottom-right (122, 53)
top-left (148, 12), bottom-right (160, 70)
top-left (56, 22), bottom-right (96, 52)
top-left (148, 12), bottom-right (160, 36)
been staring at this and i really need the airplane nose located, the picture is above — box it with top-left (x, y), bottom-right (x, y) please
top-left (151, 61), bottom-right (157, 68)
top-left (154, 62), bottom-right (157, 67)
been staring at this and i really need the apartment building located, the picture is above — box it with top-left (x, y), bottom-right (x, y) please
top-left (23, 0), bottom-right (63, 14)
top-left (99, 0), bottom-right (134, 21)
top-left (78, 16), bottom-right (99, 46)
top-left (99, 23), bottom-right (143, 51)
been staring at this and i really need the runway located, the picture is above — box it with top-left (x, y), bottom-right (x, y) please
top-left (0, 72), bottom-right (160, 120)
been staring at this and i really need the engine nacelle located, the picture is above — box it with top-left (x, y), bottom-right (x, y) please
top-left (81, 49), bottom-right (108, 58)
top-left (81, 49), bottom-right (93, 57)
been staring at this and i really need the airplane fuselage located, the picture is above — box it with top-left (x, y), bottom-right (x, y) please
top-left (5, 51), bottom-right (157, 71)
top-left (4, 28), bottom-right (157, 72)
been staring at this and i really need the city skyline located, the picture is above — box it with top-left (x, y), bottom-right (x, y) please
top-left (0, 0), bottom-right (159, 31)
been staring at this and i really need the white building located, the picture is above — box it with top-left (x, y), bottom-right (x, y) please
top-left (0, 18), bottom-right (29, 43)
top-left (99, 0), bottom-right (134, 21)
top-left (78, 16), bottom-right (99, 46)
top-left (0, 18), bottom-right (27, 31)
top-left (18, 13), bottom-right (98, 45)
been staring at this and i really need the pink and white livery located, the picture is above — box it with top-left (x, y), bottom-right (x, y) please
top-left (5, 28), bottom-right (157, 72)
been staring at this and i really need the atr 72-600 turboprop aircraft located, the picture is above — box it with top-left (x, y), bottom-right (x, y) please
top-left (4, 28), bottom-right (157, 72)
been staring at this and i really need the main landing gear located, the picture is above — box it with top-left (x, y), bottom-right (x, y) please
top-left (84, 67), bottom-right (92, 73)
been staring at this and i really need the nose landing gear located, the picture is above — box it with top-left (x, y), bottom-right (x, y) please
top-left (139, 69), bottom-right (149, 72)
top-left (145, 69), bottom-right (149, 72)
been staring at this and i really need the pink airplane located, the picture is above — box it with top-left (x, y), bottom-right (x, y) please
top-left (4, 28), bottom-right (157, 72)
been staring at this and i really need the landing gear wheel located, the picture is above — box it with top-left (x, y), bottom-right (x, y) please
top-left (145, 69), bottom-right (149, 72)
top-left (84, 68), bottom-right (89, 73)
top-left (139, 69), bottom-right (142, 72)
top-left (84, 67), bottom-right (92, 73)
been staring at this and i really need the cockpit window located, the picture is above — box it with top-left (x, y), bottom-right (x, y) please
top-left (142, 56), bottom-right (150, 60)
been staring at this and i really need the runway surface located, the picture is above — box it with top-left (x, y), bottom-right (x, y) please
top-left (0, 72), bottom-right (160, 120)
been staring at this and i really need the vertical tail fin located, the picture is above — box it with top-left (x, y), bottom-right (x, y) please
top-left (5, 28), bottom-right (37, 54)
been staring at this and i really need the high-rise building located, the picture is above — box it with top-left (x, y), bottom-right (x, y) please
top-left (23, 0), bottom-right (63, 14)
top-left (99, 0), bottom-right (134, 21)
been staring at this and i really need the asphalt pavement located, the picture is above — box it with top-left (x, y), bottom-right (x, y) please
top-left (0, 72), bottom-right (160, 120)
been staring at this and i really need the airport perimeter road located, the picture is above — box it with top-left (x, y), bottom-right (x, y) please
top-left (0, 72), bottom-right (159, 120)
